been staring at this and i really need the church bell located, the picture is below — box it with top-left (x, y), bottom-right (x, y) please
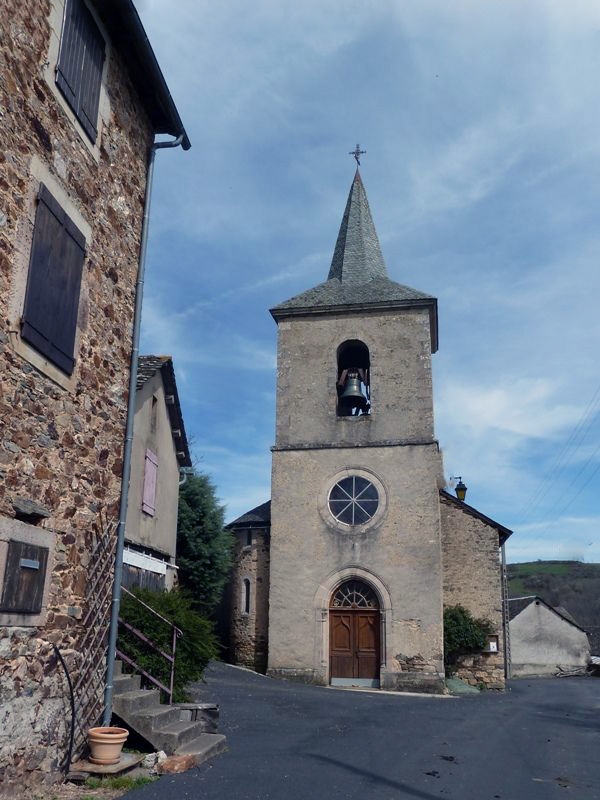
top-left (339, 370), bottom-right (368, 410)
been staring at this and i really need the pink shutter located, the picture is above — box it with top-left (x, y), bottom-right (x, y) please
top-left (142, 449), bottom-right (158, 515)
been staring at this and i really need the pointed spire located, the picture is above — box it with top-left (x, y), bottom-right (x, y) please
top-left (328, 169), bottom-right (388, 284)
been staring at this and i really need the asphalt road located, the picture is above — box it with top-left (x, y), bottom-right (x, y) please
top-left (127, 662), bottom-right (600, 800)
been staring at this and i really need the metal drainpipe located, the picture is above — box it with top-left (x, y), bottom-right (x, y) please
top-left (103, 134), bottom-right (184, 725)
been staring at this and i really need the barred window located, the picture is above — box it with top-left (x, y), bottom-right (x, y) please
top-left (328, 476), bottom-right (379, 525)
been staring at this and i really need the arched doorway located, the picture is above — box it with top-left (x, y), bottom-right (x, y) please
top-left (329, 579), bottom-right (380, 687)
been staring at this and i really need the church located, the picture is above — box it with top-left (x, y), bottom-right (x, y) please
top-left (226, 168), bottom-right (511, 692)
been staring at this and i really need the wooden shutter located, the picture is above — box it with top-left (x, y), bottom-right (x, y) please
top-left (142, 449), bottom-right (159, 516)
top-left (56, 0), bottom-right (105, 142)
top-left (21, 184), bottom-right (86, 375)
top-left (0, 541), bottom-right (49, 614)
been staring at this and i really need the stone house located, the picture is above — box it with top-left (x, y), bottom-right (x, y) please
top-left (508, 596), bottom-right (590, 677)
top-left (226, 170), bottom-right (511, 693)
top-left (123, 355), bottom-right (191, 592)
top-left (0, 0), bottom-right (188, 786)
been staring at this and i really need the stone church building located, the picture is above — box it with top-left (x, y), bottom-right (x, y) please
top-left (227, 170), bottom-right (511, 692)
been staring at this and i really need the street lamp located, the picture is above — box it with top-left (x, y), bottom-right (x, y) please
top-left (454, 477), bottom-right (467, 502)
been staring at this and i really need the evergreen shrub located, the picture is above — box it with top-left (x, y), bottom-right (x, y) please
top-left (119, 588), bottom-right (219, 701)
top-left (443, 604), bottom-right (494, 672)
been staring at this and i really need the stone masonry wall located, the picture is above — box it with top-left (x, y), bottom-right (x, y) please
top-left (229, 528), bottom-right (270, 673)
top-left (0, 0), bottom-right (154, 785)
top-left (269, 305), bottom-right (446, 693)
top-left (440, 497), bottom-right (505, 689)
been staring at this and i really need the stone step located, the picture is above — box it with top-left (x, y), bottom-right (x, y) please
top-left (150, 720), bottom-right (206, 752)
top-left (113, 673), bottom-right (141, 694)
top-left (128, 703), bottom-right (182, 736)
top-left (113, 688), bottom-right (161, 716)
top-left (110, 661), bottom-right (226, 758)
top-left (175, 733), bottom-right (227, 761)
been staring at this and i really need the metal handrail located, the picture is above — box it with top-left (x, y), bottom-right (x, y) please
top-left (117, 586), bottom-right (182, 704)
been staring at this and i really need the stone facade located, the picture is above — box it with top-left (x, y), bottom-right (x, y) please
top-left (440, 494), bottom-right (507, 689)
top-left (228, 528), bottom-right (270, 673)
top-left (0, 0), bottom-right (186, 786)
top-left (226, 171), bottom-right (511, 695)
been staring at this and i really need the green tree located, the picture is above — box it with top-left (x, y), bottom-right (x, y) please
top-left (443, 605), bottom-right (493, 670)
top-left (177, 471), bottom-right (233, 615)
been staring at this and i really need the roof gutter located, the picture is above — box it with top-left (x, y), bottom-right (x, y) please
top-left (103, 134), bottom-right (185, 725)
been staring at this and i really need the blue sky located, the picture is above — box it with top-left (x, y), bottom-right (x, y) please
top-left (133, 0), bottom-right (600, 563)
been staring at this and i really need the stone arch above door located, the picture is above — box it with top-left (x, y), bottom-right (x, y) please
top-left (313, 566), bottom-right (392, 681)
top-left (314, 565), bottom-right (393, 614)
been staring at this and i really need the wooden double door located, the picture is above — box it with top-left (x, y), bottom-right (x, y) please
top-left (329, 608), bottom-right (380, 683)
top-left (329, 580), bottom-right (381, 685)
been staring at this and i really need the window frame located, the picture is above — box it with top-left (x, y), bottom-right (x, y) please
top-left (142, 449), bottom-right (159, 516)
top-left (328, 476), bottom-right (379, 526)
top-left (55, 0), bottom-right (106, 143)
top-left (0, 519), bottom-right (56, 628)
top-left (20, 183), bottom-right (86, 376)
top-left (319, 468), bottom-right (388, 535)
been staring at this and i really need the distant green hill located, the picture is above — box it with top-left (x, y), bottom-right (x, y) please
top-left (507, 561), bottom-right (600, 653)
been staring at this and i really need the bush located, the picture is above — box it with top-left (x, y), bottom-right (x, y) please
top-left (118, 588), bottom-right (219, 702)
top-left (443, 605), bottom-right (494, 671)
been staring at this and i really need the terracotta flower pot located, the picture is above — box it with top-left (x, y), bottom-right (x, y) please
top-left (87, 726), bottom-right (129, 765)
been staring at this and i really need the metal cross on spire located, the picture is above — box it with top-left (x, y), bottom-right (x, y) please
top-left (349, 143), bottom-right (366, 166)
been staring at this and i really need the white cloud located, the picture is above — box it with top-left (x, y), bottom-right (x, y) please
top-left (508, 516), bottom-right (600, 564)
top-left (131, 0), bottom-right (600, 561)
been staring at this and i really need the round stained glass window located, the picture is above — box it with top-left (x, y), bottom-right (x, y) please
top-left (328, 475), bottom-right (379, 526)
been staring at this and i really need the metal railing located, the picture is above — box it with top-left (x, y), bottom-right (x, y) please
top-left (116, 586), bottom-right (182, 704)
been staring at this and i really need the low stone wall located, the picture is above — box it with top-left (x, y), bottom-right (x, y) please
top-left (452, 651), bottom-right (505, 690)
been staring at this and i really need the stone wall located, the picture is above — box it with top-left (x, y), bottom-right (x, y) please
top-left (440, 495), bottom-right (505, 689)
top-left (0, 0), bottom-right (154, 785)
top-left (269, 306), bottom-right (446, 693)
top-left (229, 528), bottom-right (270, 673)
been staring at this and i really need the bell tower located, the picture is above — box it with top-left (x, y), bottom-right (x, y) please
top-left (267, 170), bottom-right (446, 692)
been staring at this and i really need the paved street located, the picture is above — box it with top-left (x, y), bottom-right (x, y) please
top-left (127, 662), bottom-right (599, 800)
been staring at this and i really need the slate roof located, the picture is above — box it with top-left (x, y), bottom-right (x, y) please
top-left (270, 171), bottom-right (438, 351)
top-left (507, 595), bottom-right (587, 631)
top-left (137, 355), bottom-right (192, 467)
top-left (328, 169), bottom-right (387, 284)
top-left (227, 500), bottom-right (271, 529)
top-left (439, 489), bottom-right (513, 545)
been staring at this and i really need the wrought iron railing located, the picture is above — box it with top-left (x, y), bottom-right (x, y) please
top-left (116, 586), bottom-right (182, 704)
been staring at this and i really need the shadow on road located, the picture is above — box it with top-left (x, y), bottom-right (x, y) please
top-left (307, 753), bottom-right (444, 800)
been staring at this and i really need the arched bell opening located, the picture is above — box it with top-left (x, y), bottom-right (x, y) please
top-left (329, 578), bottom-right (380, 687)
top-left (336, 340), bottom-right (370, 417)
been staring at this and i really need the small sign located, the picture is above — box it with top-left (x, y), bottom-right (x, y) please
top-left (20, 558), bottom-right (40, 570)
top-left (486, 635), bottom-right (499, 653)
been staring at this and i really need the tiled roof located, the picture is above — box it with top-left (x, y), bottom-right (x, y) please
top-left (507, 595), bottom-right (587, 631)
top-left (439, 489), bottom-right (513, 545)
top-left (271, 276), bottom-right (435, 313)
top-left (269, 170), bottom-right (438, 351)
top-left (137, 355), bottom-right (170, 390)
top-left (506, 596), bottom-right (536, 621)
top-left (227, 500), bottom-right (271, 528)
top-left (327, 169), bottom-right (388, 284)
top-left (136, 355), bottom-right (192, 467)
